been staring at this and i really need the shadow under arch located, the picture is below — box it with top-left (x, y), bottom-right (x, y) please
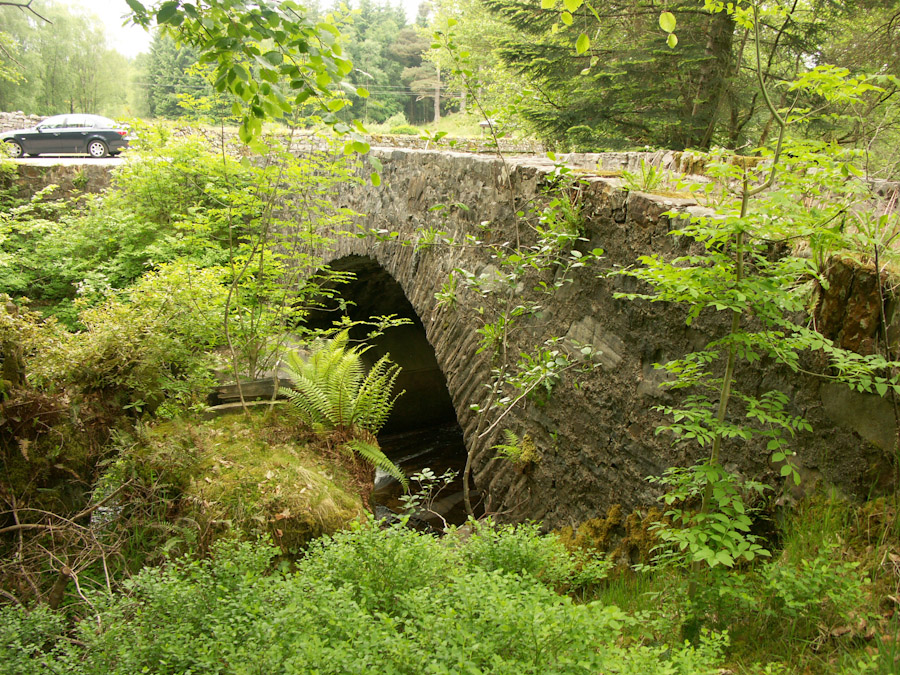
top-left (303, 254), bottom-right (456, 433)
top-left (302, 254), bottom-right (473, 525)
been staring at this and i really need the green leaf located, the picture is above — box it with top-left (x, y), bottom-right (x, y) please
top-left (156, 1), bottom-right (180, 25)
top-left (262, 50), bottom-right (283, 66)
top-left (875, 382), bottom-right (888, 397)
top-left (575, 33), bottom-right (590, 54)
top-left (563, 0), bottom-right (583, 10)
top-left (125, 0), bottom-right (146, 15)
top-left (233, 64), bottom-right (249, 83)
top-left (561, 11), bottom-right (573, 25)
top-left (659, 11), bottom-right (677, 33)
top-left (540, 0), bottom-right (557, 8)
top-left (356, 87), bottom-right (369, 98)
top-left (370, 172), bottom-right (381, 186)
top-left (667, 33), bottom-right (678, 48)
top-left (238, 122), bottom-right (253, 144)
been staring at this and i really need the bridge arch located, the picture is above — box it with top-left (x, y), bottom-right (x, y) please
top-left (303, 254), bottom-right (457, 433)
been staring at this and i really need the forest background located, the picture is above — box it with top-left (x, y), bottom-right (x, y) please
top-left (0, 0), bottom-right (898, 166)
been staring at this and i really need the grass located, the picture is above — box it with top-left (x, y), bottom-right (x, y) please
top-left (581, 488), bottom-right (900, 674)
top-left (131, 409), bottom-right (368, 553)
top-left (425, 112), bottom-right (486, 138)
top-left (364, 112), bottom-right (523, 140)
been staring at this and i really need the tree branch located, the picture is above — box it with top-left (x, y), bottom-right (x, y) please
top-left (0, 0), bottom-right (52, 24)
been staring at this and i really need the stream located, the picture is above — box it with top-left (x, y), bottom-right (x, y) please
top-left (373, 423), bottom-right (475, 529)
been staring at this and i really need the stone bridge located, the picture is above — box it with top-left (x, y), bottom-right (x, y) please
top-left (10, 149), bottom-right (896, 529)
top-left (303, 148), bottom-right (896, 528)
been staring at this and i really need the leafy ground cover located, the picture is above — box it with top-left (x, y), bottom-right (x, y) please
top-left (2, 492), bottom-right (897, 674)
top-left (0, 519), bottom-right (725, 675)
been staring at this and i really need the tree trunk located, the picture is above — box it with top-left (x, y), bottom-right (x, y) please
top-left (434, 65), bottom-right (441, 124)
top-left (686, 9), bottom-right (735, 149)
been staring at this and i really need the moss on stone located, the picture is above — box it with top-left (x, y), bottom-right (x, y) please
top-left (128, 409), bottom-right (368, 552)
top-left (557, 504), bottom-right (667, 569)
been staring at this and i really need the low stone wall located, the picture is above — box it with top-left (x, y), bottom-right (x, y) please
top-left (5, 163), bottom-right (114, 199)
top-left (365, 133), bottom-right (544, 154)
top-left (0, 111), bottom-right (45, 133)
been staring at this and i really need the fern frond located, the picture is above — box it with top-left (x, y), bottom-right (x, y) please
top-left (280, 334), bottom-right (403, 435)
top-left (355, 354), bottom-right (403, 433)
top-left (492, 429), bottom-right (539, 464)
top-left (493, 429), bottom-right (522, 459)
top-left (345, 438), bottom-right (409, 491)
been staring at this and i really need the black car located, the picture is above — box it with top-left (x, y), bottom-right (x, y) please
top-left (1, 114), bottom-right (130, 158)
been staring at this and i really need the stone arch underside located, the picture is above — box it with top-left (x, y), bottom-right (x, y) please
top-left (302, 254), bottom-right (456, 434)
top-left (294, 147), bottom-right (895, 530)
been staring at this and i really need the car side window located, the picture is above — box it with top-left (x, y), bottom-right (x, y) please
top-left (39, 116), bottom-right (68, 129)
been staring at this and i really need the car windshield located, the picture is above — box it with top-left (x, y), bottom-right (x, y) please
top-left (38, 116), bottom-right (69, 129)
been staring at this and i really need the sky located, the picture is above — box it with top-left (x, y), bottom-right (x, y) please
top-left (69, 0), bottom-right (152, 58)
top-left (68, 0), bottom-right (422, 59)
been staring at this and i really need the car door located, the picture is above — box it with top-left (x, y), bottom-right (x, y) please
top-left (31, 116), bottom-right (69, 154)
top-left (57, 114), bottom-right (88, 152)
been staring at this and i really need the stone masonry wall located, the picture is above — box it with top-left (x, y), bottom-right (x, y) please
top-left (6, 145), bottom-right (894, 528)
top-left (0, 111), bottom-right (45, 133)
top-left (4, 163), bottom-right (113, 199)
top-left (315, 147), bottom-right (896, 528)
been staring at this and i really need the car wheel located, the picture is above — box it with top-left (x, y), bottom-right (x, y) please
top-left (87, 140), bottom-right (108, 158)
top-left (5, 140), bottom-right (23, 158)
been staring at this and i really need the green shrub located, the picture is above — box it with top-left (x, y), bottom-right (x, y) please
top-left (30, 260), bottom-right (225, 412)
top-left (388, 123), bottom-right (420, 135)
top-left (14, 522), bottom-right (727, 674)
top-left (0, 604), bottom-right (67, 675)
top-left (383, 111), bottom-right (408, 128)
top-left (462, 518), bottom-right (580, 585)
top-left (107, 135), bottom-right (255, 228)
top-left (760, 547), bottom-right (872, 630)
top-left (299, 517), bottom-right (452, 614)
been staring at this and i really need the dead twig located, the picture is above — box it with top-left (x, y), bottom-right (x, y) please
top-left (0, 480), bottom-right (133, 536)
